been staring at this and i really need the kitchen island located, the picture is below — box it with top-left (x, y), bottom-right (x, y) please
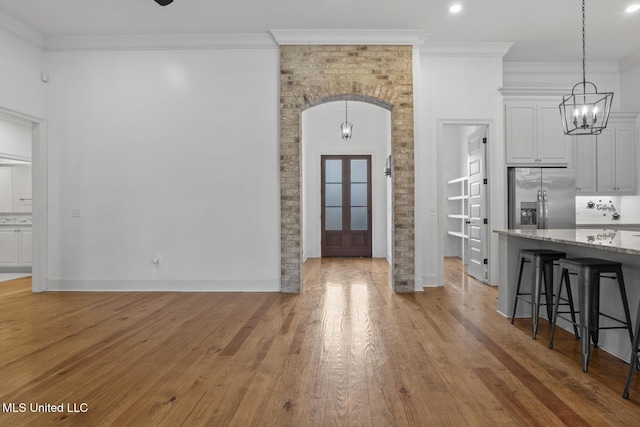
top-left (495, 228), bottom-right (640, 363)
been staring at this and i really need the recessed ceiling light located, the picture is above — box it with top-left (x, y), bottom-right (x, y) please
top-left (626, 4), bottom-right (640, 13)
top-left (449, 4), bottom-right (463, 14)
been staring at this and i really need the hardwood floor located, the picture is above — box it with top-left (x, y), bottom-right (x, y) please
top-left (1, 258), bottom-right (640, 426)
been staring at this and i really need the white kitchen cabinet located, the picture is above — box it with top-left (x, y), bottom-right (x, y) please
top-left (596, 121), bottom-right (636, 194)
top-left (0, 165), bottom-right (32, 213)
top-left (0, 169), bottom-right (13, 212)
top-left (0, 229), bottom-right (18, 265)
top-left (574, 135), bottom-right (597, 193)
top-left (11, 165), bottom-right (32, 213)
top-left (505, 101), bottom-right (569, 166)
top-left (0, 228), bottom-right (32, 267)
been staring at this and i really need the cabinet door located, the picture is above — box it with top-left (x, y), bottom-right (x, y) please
top-left (575, 135), bottom-right (597, 193)
top-left (596, 128), bottom-right (616, 193)
top-left (0, 169), bottom-right (13, 212)
top-left (0, 229), bottom-right (19, 266)
top-left (614, 127), bottom-right (636, 193)
top-left (537, 106), bottom-right (569, 165)
top-left (18, 229), bottom-right (32, 266)
top-left (506, 105), bottom-right (537, 164)
top-left (11, 166), bottom-right (32, 213)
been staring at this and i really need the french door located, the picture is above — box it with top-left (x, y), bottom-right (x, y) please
top-left (321, 155), bottom-right (372, 257)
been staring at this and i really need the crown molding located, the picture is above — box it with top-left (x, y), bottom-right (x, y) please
top-left (503, 61), bottom-right (620, 75)
top-left (620, 51), bottom-right (640, 72)
top-left (420, 42), bottom-right (513, 57)
top-left (269, 29), bottom-right (427, 46)
top-left (498, 87), bottom-right (572, 97)
top-left (44, 33), bottom-right (278, 52)
top-left (608, 111), bottom-right (640, 122)
top-left (0, 10), bottom-right (45, 48)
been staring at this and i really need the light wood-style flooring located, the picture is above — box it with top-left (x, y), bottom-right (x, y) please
top-left (1, 258), bottom-right (640, 426)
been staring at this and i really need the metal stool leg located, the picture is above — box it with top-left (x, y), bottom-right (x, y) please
top-left (591, 274), bottom-right (601, 347)
top-left (549, 268), bottom-right (568, 349)
top-left (532, 255), bottom-right (545, 339)
top-left (510, 256), bottom-right (526, 324)
top-left (623, 302), bottom-right (640, 399)
top-left (615, 267), bottom-right (634, 343)
top-left (563, 273), bottom-right (580, 339)
top-left (543, 261), bottom-right (555, 321)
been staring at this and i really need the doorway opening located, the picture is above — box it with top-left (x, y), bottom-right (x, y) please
top-left (0, 113), bottom-right (33, 282)
top-left (438, 121), bottom-right (491, 285)
top-left (0, 107), bottom-right (47, 293)
top-left (301, 100), bottom-right (392, 266)
top-left (321, 155), bottom-right (372, 257)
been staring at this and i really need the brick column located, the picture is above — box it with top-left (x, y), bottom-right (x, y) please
top-left (280, 45), bottom-right (415, 293)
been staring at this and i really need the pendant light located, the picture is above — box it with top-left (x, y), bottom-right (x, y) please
top-left (559, 0), bottom-right (613, 136)
top-left (340, 101), bottom-right (353, 140)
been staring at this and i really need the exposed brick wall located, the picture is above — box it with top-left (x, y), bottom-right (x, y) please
top-left (280, 45), bottom-right (415, 293)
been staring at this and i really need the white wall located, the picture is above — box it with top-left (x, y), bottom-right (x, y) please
top-left (620, 61), bottom-right (640, 112)
top-left (416, 54), bottom-right (506, 288)
top-left (503, 62), bottom-right (621, 111)
top-left (0, 28), bottom-right (45, 119)
top-left (620, 59), bottom-right (640, 220)
top-left (44, 48), bottom-right (281, 291)
top-left (302, 101), bottom-right (391, 259)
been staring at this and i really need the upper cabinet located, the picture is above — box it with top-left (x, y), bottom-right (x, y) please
top-left (595, 116), bottom-right (637, 194)
top-left (574, 135), bottom-right (597, 193)
top-left (505, 101), bottom-right (569, 166)
top-left (574, 112), bottom-right (638, 195)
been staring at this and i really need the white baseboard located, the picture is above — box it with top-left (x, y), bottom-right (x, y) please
top-left (46, 277), bottom-right (281, 292)
top-left (420, 274), bottom-right (442, 289)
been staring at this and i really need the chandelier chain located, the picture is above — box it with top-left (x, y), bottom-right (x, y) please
top-left (582, 0), bottom-right (586, 87)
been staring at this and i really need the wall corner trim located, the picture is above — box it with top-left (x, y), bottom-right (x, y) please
top-left (44, 33), bottom-right (279, 52)
top-left (0, 9), bottom-right (45, 49)
top-left (269, 29), bottom-right (427, 46)
top-left (620, 51), bottom-right (640, 72)
top-left (420, 42), bottom-right (513, 57)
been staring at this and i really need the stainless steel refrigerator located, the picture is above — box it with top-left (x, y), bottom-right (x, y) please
top-left (508, 168), bottom-right (576, 229)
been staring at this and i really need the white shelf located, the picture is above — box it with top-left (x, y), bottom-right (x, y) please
top-left (446, 175), bottom-right (469, 264)
top-left (447, 176), bottom-right (469, 184)
top-left (448, 231), bottom-right (468, 239)
top-left (448, 214), bottom-right (469, 219)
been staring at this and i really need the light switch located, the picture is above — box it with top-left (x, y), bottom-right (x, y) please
top-left (71, 207), bottom-right (81, 217)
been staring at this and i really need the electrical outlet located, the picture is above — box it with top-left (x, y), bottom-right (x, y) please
top-left (152, 255), bottom-right (161, 265)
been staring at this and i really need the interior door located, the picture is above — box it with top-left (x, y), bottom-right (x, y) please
top-left (321, 155), bottom-right (372, 257)
top-left (467, 128), bottom-right (488, 283)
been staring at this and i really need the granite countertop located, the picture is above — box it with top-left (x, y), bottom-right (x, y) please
top-left (493, 228), bottom-right (640, 256)
top-left (0, 215), bottom-right (32, 227)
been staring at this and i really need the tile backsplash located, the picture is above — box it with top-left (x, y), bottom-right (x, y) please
top-left (576, 196), bottom-right (622, 224)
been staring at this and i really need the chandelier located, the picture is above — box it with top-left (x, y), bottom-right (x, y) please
top-left (559, 0), bottom-right (613, 136)
top-left (340, 101), bottom-right (353, 140)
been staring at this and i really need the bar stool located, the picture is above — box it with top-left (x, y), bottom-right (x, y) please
top-left (623, 299), bottom-right (640, 399)
top-left (549, 258), bottom-right (634, 373)
top-left (511, 249), bottom-right (570, 339)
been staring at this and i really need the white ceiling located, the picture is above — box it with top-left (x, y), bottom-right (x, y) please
top-left (0, 0), bottom-right (639, 62)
